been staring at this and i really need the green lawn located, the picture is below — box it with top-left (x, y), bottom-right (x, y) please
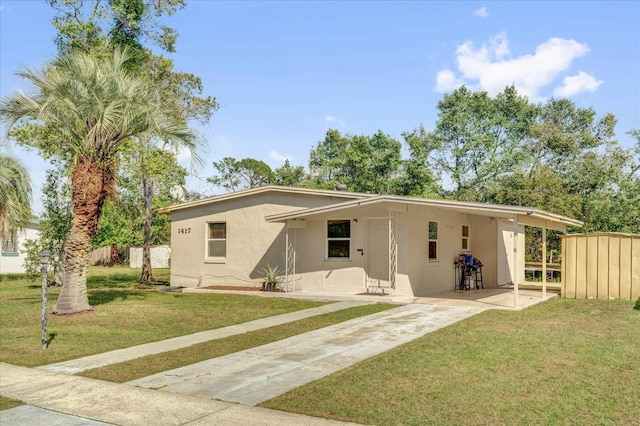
top-left (261, 298), bottom-right (640, 425)
top-left (0, 266), bottom-right (327, 367)
top-left (2, 268), bottom-right (638, 424)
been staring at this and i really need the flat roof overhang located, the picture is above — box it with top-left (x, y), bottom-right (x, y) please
top-left (265, 195), bottom-right (583, 230)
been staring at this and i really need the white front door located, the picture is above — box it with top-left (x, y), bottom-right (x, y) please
top-left (367, 219), bottom-right (390, 288)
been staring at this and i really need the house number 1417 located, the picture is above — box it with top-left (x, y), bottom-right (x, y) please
top-left (178, 228), bottom-right (191, 234)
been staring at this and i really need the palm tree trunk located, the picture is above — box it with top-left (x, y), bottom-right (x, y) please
top-left (53, 159), bottom-right (114, 315)
top-left (138, 175), bottom-right (155, 283)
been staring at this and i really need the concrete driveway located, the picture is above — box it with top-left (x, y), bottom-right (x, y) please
top-left (128, 303), bottom-right (484, 405)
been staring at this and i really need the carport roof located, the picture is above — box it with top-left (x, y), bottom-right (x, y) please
top-left (265, 194), bottom-right (584, 228)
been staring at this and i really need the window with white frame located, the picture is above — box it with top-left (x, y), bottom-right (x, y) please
top-left (428, 221), bottom-right (438, 260)
top-left (462, 225), bottom-right (469, 250)
top-left (207, 222), bottom-right (226, 258)
top-left (327, 219), bottom-right (351, 260)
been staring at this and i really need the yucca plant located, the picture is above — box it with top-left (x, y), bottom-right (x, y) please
top-left (261, 264), bottom-right (282, 292)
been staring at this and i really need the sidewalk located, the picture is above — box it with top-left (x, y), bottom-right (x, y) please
top-left (0, 363), bottom-right (358, 425)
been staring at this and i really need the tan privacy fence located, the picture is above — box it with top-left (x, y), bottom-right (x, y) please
top-left (562, 233), bottom-right (639, 300)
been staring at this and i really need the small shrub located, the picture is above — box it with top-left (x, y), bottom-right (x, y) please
top-left (261, 264), bottom-right (282, 292)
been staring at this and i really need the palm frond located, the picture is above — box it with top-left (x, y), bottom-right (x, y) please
top-left (0, 154), bottom-right (32, 238)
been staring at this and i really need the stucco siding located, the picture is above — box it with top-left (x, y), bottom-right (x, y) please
top-left (168, 187), bottom-right (575, 297)
top-left (287, 214), bottom-right (367, 294)
top-left (469, 215), bottom-right (498, 288)
top-left (169, 191), bottom-right (360, 288)
top-left (290, 204), bottom-right (502, 297)
top-left (404, 205), bottom-right (477, 296)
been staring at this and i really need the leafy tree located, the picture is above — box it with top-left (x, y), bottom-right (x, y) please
top-left (0, 154), bottom-right (32, 239)
top-left (486, 98), bottom-right (620, 229)
top-left (393, 126), bottom-right (441, 197)
top-left (48, 0), bottom-right (185, 55)
top-left (40, 163), bottom-right (73, 284)
top-left (577, 130), bottom-right (640, 233)
top-left (430, 85), bottom-right (536, 201)
top-left (208, 157), bottom-right (274, 191)
top-left (273, 160), bottom-right (307, 187)
top-left (0, 47), bottom-right (198, 314)
top-left (48, 0), bottom-right (217, 284)
top-left (309, 129), bottom-right (401, 193)
top-left (108, 145), bottom-right (187, 281)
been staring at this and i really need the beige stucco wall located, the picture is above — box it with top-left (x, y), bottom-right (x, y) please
top-left (469, 215), bottom-right (498, 288)
top-left (169, 192), bottom-right (360, 288)
top-left (287, 204), bottom-right (502, 297)
top-left (170, 190), bottom-right (535, 297)
top-left (402, 205), bottom-right (497, 296)
top-left (286, 206), bottom-right (383, 294)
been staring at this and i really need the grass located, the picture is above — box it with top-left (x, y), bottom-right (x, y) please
top-left (80, 302), bottom-right (396, 383)
top-left (3, 268), bottom-right (638, 423)
top-left (0, 396), bottom-right (23, 411)
top-left (261, 298), bottom-right (640, 425)
top-left (0, 266), bottom-right (327, 367)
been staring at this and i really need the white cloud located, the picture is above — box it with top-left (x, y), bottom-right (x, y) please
top-left (161, 143), bottom-right (193, 162)
top-left (553, 71), bottom-right (603, 97)
top-left (270, 150), bottom-right (290, 163)
top-left (473, 7), bottom-right (489, 18)
top-left (324, 114), bottom-right (346, 127)
top-left (435, 69), bottom-right (463, 93)
top-left (490, 32), bottom-right (509, 59)
top-left (436, 33), bottom-right (598, 99)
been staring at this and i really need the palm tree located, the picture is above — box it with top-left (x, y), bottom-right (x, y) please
top-left (0, 154), bottom-right (32, 239)
top-left (0, 47), bottom-right (198, 314)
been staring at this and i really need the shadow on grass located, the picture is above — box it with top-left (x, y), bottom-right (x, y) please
top-left (0, 273), bottom-right (34, 282)
top-left (47, 332), bottom-right (57, 346)
top-left (6, 296), bottom-right (43, 301)
top-left (87, 273), bottom-right (140, 289)
top-left (89, 289), bottom-right (147, 306)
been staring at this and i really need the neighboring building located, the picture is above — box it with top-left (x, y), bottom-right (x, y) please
top-left (160, 186), bottom-right (582, 298)
top-left (0, 219), bottom-right (41, 274)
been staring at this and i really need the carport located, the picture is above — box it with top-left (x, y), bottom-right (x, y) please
top-left (267, 195), bottom-right (583, 308)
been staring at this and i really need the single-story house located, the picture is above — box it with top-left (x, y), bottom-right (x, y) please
top-left (160, 186), bottom-right (582, 302)
top-left (0, 219), bottom-right (41, 274)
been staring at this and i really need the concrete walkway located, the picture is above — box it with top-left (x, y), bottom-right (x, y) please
top-left (128, 303), bottom-right (484, 405)
top-left (40, 300), bottom-right (372, 374)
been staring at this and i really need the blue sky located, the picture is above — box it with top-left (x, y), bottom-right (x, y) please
top-left (1, 1), bottom-right (639, 214)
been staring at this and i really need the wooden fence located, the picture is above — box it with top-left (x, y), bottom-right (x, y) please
top-left (562, 233), bottom-right (640, 300)
top-left (89, 246), bottom-right (112, 265)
